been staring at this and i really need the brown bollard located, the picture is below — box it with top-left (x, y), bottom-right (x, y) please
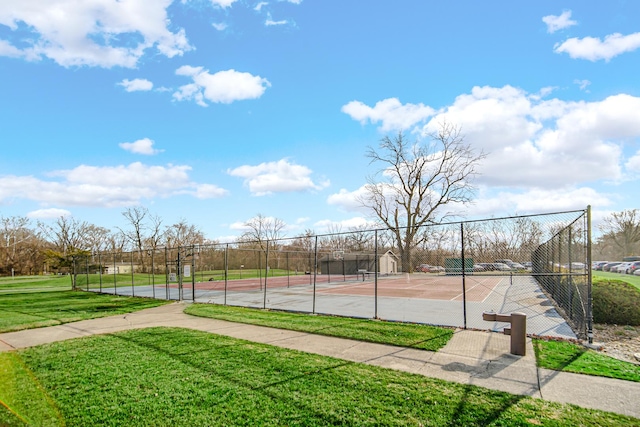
top-left (482, 311), bottom-right (527, 356)
top-left (508, 312), bottom-right (527, 356)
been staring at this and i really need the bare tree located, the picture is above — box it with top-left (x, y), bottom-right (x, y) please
top-left (119, 207), bottom-right (165, 271)
top-left (238, 214), bottom-right (287, 250)
top-left (120, 207), bottom-right (163, 252)
top-left (345, 224), bottom-right (375, 252)
top-left (164, 219), bottom-right (205, 248)
top-left (0, 215), bottom-right (45, 275)
top-left (599, 209), bottom-right (640, 258)
top-left (360, 122), bottom-right (485, 273)
top-left (41, 216), bottom-right (93, 255)
top-left (39, 216), bottom-right (95, 278)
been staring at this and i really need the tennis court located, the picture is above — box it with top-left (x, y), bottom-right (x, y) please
top-left (192, 273), bottom-right (502, 301)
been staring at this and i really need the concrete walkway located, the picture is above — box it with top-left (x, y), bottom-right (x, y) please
top-left (1, 302), bottom-right (639, 419)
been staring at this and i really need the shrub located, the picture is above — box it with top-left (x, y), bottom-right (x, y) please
top-left (592, 280), bottom-right (640, 325)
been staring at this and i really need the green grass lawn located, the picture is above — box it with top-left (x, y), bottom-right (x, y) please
top-left (1, 327), bottom-right (636, 427)
top-left (593, 270), bottom-right (640, 290)
top-left (186, 303), bottom-right (453, 351)
top-left (186, 304), bottom-right (640, 382)
top-left (533, 339), bottom-right (640, 382)
top-left (68, 268), bottom-right (305, 290)
top-left (0, 289), bottom-right (169, 333)
top-left (0, 275), bottom-right (73, 293)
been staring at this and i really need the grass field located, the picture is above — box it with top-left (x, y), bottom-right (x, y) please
top-left (0, 276), bottom-right (169, 333)
top-left (0, 275), bottom-right (72, 293)
top-left (2, 327), bottom-right (637, 427)
top-left (56, 268), bottom-right (303, 290)
top-left (186, 304), bottom-right (640, 382)
top-left (593, 270), bottom-right (640, 290)
top-left (186, 304), bottom-right (453, 351)
top-left (2, 276), bottom-right (640, 425)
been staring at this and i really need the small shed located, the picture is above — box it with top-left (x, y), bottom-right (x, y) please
top-left (319, 250), bottom-right (399, 275)
top-left (103, 262), bottom-right (140, 274)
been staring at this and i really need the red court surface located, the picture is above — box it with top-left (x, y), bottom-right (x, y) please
top-left (315, 274), bottom-right (501, 302)
top-left (192, 273), bottom-right (503, 302)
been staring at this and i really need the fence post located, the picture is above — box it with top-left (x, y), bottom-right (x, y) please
top-left (151, 250), bottom-right (155, 299)
top-left (224, 243), bottom-right (229, 305)
top-left (461, 222), bottom-right (467, 330)
top-left (263, 241), bottom-right (269, 309)
top-left (192, 245), bottom-right (196, 302)
top-left (586, 205), bottom-right (593, 344)
top-left (164, 247), bottom-right (169, 300)
top-left (113, 252), bottom-right (117, 295)
top-left (312, 236), bottom-right (318, 314)
top-left (98, 252), bottom-right (102, 293)
top-left (71, 256), bottom-right (76, 290)
top-left (374, 229), bottom-right (378, 319)
top-left (85, 256), bottom-right (89, 291)
top-left (131, 251), bottom-right (135, 297)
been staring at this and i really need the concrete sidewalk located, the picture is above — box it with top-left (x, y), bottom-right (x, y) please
top-left (1, 302), bottom-right (639, 418)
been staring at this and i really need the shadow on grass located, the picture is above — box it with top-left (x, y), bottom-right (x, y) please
top-left (111, 327), bottom-right (528, 426)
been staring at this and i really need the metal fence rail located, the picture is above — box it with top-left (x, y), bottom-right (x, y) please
top-left (73, 208), bottom-right (592, 340)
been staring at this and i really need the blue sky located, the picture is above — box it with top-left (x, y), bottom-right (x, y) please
top-left (1, 0), bottom-right (639, 242)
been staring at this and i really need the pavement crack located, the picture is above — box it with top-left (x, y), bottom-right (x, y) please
top-left (0, 338), bottom-right (16, 350)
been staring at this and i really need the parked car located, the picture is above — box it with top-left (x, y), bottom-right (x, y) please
top-left (415, 264), bottom-right (431, 273)
top-left (634, 268), bottom-right (640, 276)
top-left (593, 261), bottom-right (609, 271)
top-left (506, 262), bottom-right (526, 270)
top-left (602, 262), bottom-right (622, 272)
top-left (415, 264), bottom-right (445, 273)
top-left (628, 261), bottom-right (640, 274)
top-left (612, 262), bottom-right (633, 274)
top-left (494, 262), bottom-right (512, 271)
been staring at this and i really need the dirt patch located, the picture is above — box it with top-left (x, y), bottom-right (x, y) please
top-left (593, 324), bottom-right (640, 364)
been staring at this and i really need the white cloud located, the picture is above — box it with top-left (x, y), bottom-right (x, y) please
top-left (626, 151), bottom-right (640, 173)
top-left (193, 184), bottom-right (229, 199)
top-left (542, 11), bottom-right (577, 34)
top-left (254, 2), bottom-right (269, 12)
top-left (174, 66), bottom-right (271, 105)
top-left (341, 98), bottom-right (435, 132)
top-left (118, 78), bottom-right (153, 92)
top-left (313, 217), bottom-right (373, 232)
top-left (0, 162), bottom-right (227, 208)
top-left (327, 187), bottom-right (368, 212)
top-left (228, 159), bottom-right (329, 195)
top-left (574, 79), bottom-right (591, 91)
top-left (0, 39), bottom-right (25, 58)
top-left (473, 187), bottom-right (612, 216)
top-left (554, 32), bottom-right (640, 61)
top-left (212, 22), bottom-right (228, 31)
top-left (119, 138), bottom-right (163, 155)
top-left (265, 13), bottom-right (288, 26)
top-left (26, 208), bottom-right (72, 219)
top-left (0, 0), bottom-right (192, 68)
top-left (210, 0), bottom-right (238, 7)
top-left (345, 86), bottom-right (640, 193)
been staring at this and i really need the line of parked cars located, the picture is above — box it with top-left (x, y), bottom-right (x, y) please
top-left (415, 259), bottom-right (531, 273)
top-left (593, 260), bottom-right (640, 275)
top-left (414, 264), bottom-right (445, 273)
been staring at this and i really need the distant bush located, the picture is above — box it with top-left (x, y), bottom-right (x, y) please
top-left (592, 280), bottom-right (640, 325)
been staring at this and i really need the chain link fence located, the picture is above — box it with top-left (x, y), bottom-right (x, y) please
top-left (75, 208), bottom-right (592, 340)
